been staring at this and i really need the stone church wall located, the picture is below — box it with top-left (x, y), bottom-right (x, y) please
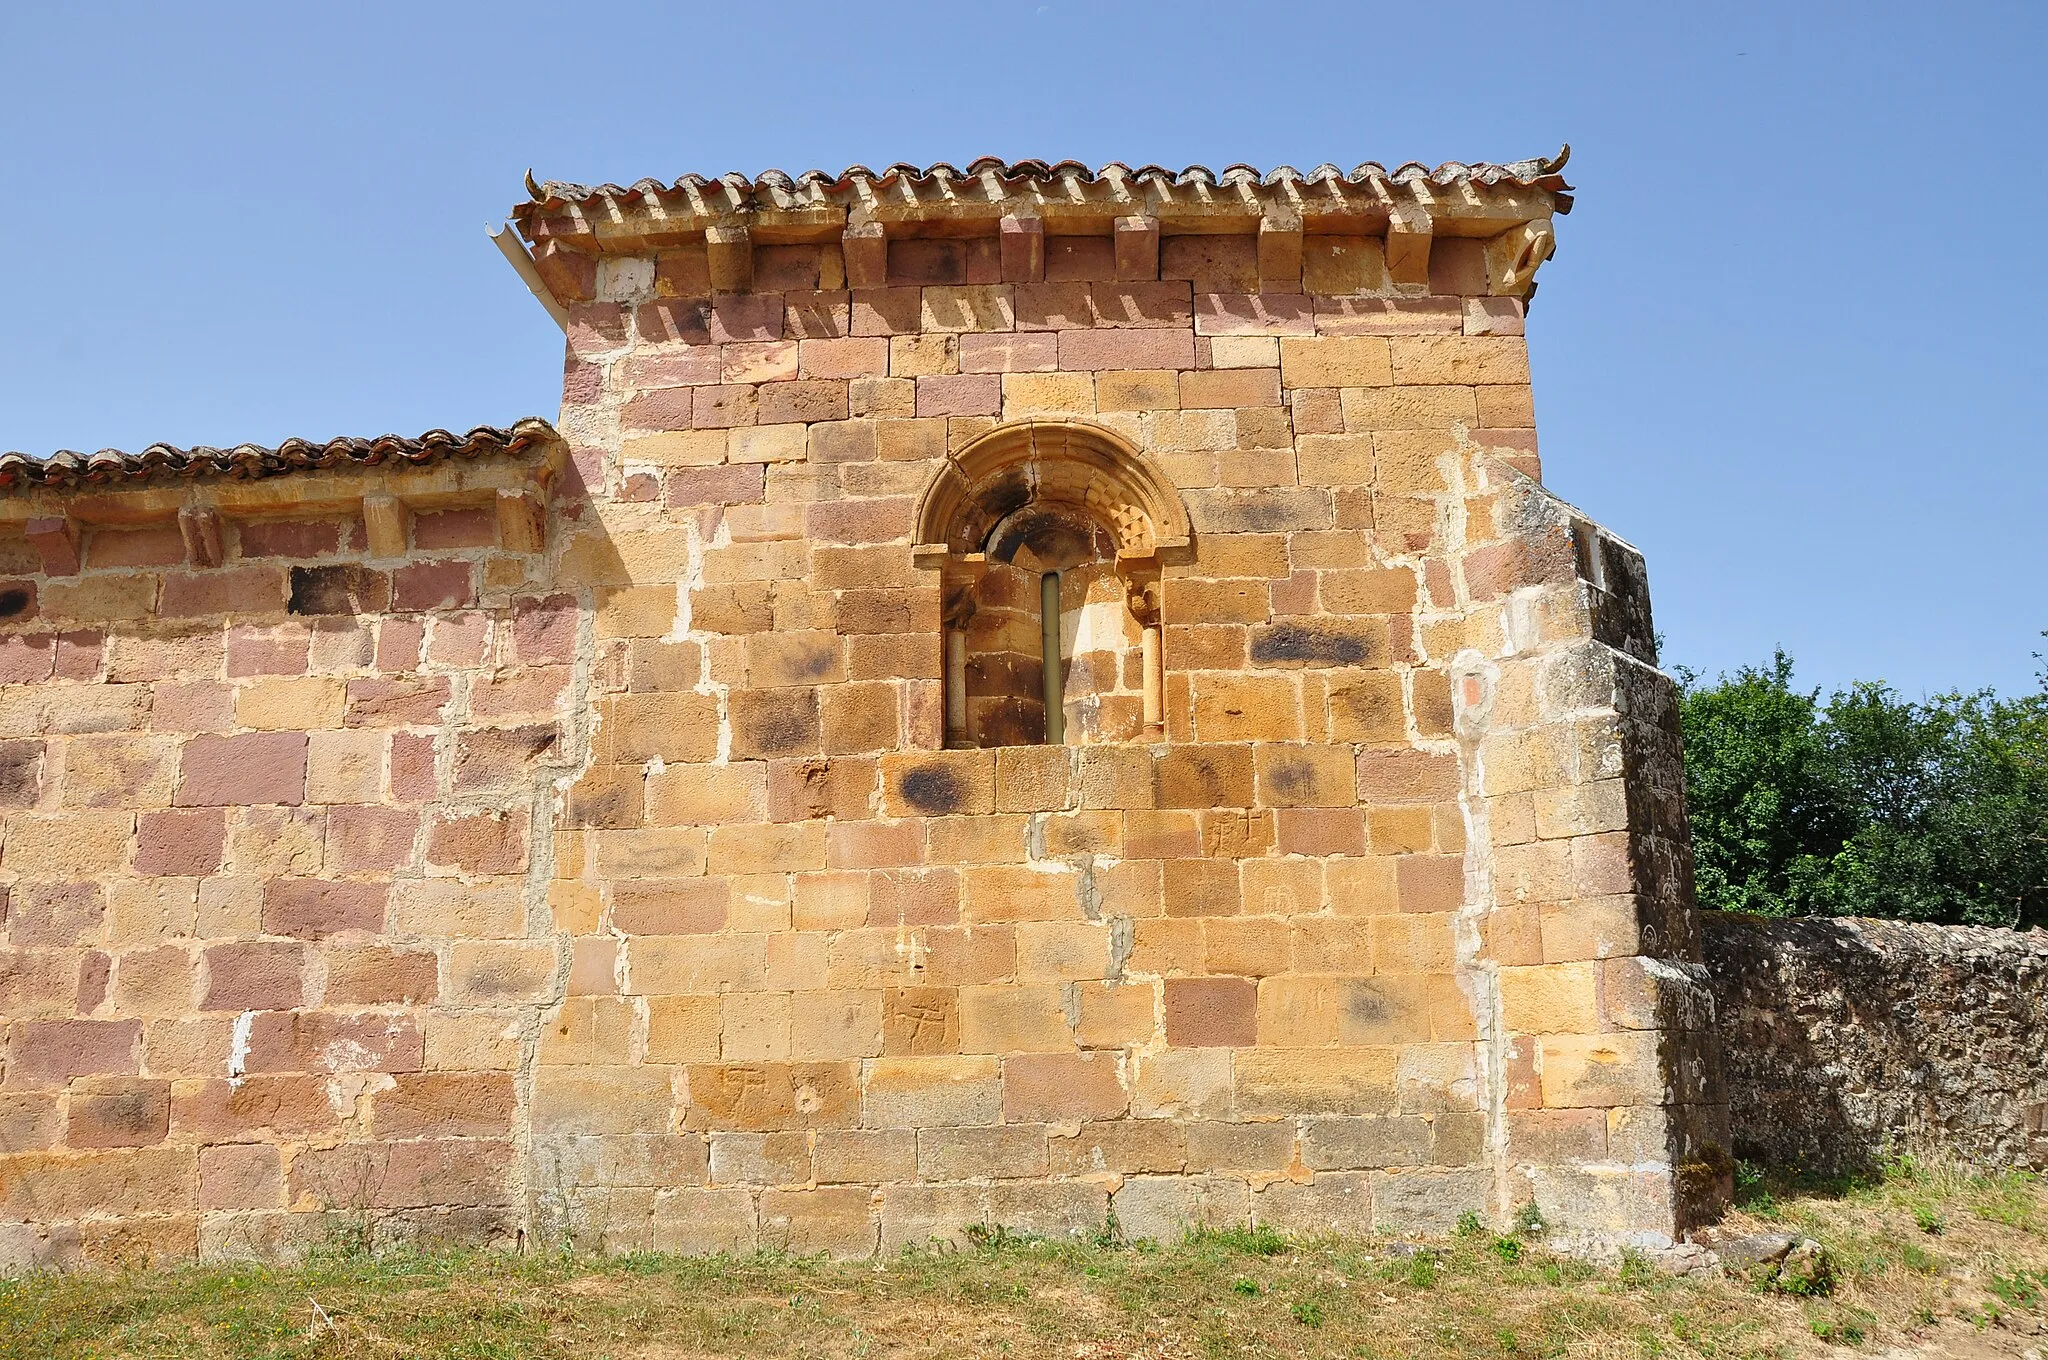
top-left (0, 159), bottom-right (1728, 1268)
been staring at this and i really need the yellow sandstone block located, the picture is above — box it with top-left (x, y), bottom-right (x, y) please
top-left (305, 730), bottom-right (384, 804)
top-left (1279, 336), bottom-right (1392, 389)
top-left (4, 811), bottom-right (132, 876)
top-left (107, 880), bottom-right (199, 944)
top-left (1233, 1046), bottom-right (1399, 1118)
top-left (706, 821), bottom-right (827, 875)
top-left (1204, 915), bottom-right (1295, 976)
top-left (957, 984), bottom-right (1072, 1054)
top-left (629, 935), bottom-right (768, 995)
top-left (234, 678), bottom-right (346, 731)
top-left (721, 991), bottom-right (793, 1061)
top-left (1389, 335), bottom-right (1530, 386)
top-left (1074, 982), bottom-right (1158, 1048)
top-left (447, 941), bottom-right (557, 1005)
top-left (644, 995), bottom-right (722, 1063)
top-left (861, 1055), bottom-right (1001, 1127)
top-left (539, 997), bottom-right (637, 1065)
top-left (425, 1011), bottom-right (525, 1071)
top-left (1538, 1031), bottom-right (1666, 1109)
top-left (727, 424), bottom-right (807, 465)
top-left (1002, 373), bottom-right (1096, 418)
top-left (791, 990), bottom-right (883, 1061)
top-left (1013, 921), bottom-right (1113, 983)
top-left (1498, 963), bottom-right (1601, 1035)
top-left (889, 334), bottom-right (958, 377)
top-left (1209, 336), bottom-right (1279, 369)
top-left (645, 762), bottom-right (767, 827)
top-left (60, 735), bottom-right (176, 808)
top-left (622, 430), bottom-right (727, 467)
top-left (1339, 384), bottom-right (1479, 431)
top-left (1371, 430), bottom-right (1458, 495)
top-left (1096, 369), bottom-right (1179, 412)
top-left (596, 584), bottom-right (681, 638)
top-left (547, 881), bottom-right (605, 935)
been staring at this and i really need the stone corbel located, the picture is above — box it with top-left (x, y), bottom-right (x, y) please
top-left (999, 212), bottom-right (1045, 283)
top-left (362, 494), bottom-right (410, 559)
top-left (705, 223), bottom-right (753, 293)
top-left (24, 516), bottom-right (79, 576)
top-left (496, 488), bottom-right (547, 554)
top-left (177, 506), bottom-right (223, 568)
top-left (1258, 207), bottom-right (1304, 291)
top-left (1386, 200), bottom-right (1434, 288)
top-left (1114, 214), bottom-right (1159, 281)
top-left (1486, 219), bottom-right (1557, 295)
top-left (842, 218), bottom-right (888, 290)
top-left (0, 430), bottom-right (562, 579)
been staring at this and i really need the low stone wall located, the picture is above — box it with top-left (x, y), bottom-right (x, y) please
top-left (1702, 913), bottom-right (2048, 1174)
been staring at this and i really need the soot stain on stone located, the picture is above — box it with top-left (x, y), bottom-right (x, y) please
top-left (0, 587), bottom-right (33, 619)
top-left (288, 565), bottom-right (385, 617)
top-left (795, 647), bottom-right (839, 682)
top-left (288, 566), bottom-right (349, 616)
top-left (1269, 759), bottom-right (1313, 799)
top-left (748, 710), bottom-right (811, 754)
top-left (1183, 755), bottom-right (1226, 801)
top-left (899, 764), bottom-right (964, 815)
top-left (1249, 623), bottom-right (1369, 667)
top-left (1345, 982), bottom-right (1389, 1027)
top-left (975, 470), bottom-right (1035, 524)
top-left (0, 740), bottom-right (40, 807)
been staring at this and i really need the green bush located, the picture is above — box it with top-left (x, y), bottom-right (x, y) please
top-left (1678, 646), bottom-right (2048, 929)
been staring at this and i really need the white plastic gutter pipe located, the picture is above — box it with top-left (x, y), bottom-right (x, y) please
top-left (490, 224), bottom-right (569, 331)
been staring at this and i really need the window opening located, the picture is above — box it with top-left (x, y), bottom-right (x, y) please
top-left (914, 420), bottom-right (1191, 749)
top-left (1040, 571), bottom-right (1065, 746)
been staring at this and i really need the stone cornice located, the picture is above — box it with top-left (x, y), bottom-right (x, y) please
top-left (513, 154), bottom-right (1574, 257)
top-left (0, 420), bottom-right (561, 500)
top-left (0, 421), bottom-right (565, 571)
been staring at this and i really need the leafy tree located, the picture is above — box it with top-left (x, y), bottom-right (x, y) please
top-left (1677, 645), bottom-right (2048, 930)
top-left (1674, 652), bottom-right (1851, 917)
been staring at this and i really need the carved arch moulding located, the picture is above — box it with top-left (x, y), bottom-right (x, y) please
top-left (913, 420), bottom-right (1193, 749)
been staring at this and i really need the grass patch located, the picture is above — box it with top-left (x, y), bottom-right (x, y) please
top-left (1, 1165), bottom-right (2042, 1358)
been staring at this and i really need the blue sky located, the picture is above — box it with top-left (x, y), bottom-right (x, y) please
top-left (2, 2), bottom-right (2042, 697)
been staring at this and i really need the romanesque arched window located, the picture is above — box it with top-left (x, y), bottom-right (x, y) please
top-left (912, 420), bottom-right (1191, 748)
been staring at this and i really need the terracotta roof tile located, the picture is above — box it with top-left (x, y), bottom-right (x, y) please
top-left (0, 418), bottom-right (560, 495)
top-left (515, 151), bottom-right (1574, 218)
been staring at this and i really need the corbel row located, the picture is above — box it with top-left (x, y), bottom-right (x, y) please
top-left (12, 477), bottom-right (551, 579)
top-left (679, 202), bottom-right (1553, 297)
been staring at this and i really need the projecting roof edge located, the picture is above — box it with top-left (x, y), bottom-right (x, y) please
top-left (0, 419), bottom-right (562, 495)
top-left (511, 150), bottom-right (1574, 238)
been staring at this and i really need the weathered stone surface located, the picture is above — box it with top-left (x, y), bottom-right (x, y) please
top-left (1705, 913), bottom-right (2048, 1172)
top-left (0, 148), bottom-right (1725, 1263)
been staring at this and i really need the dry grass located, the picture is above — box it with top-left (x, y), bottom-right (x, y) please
top-left (1, 1161), bottom-right (2043, 1359)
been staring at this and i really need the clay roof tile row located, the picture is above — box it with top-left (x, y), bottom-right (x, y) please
top-left (517, 151), bottom-right (1574, 215)
top-left (0, 418), bottom-right (560, 495)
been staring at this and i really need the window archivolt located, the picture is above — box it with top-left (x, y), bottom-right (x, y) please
top-left (913, 420), bottom-right (1190, 749)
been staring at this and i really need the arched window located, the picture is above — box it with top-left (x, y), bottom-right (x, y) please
top-left (913, 420), bottom-right (1189, 748)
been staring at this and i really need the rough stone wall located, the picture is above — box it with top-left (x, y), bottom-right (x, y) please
top-left (0, 186), bottom-right (1726, 1267)
top-left (1704, 913), bottom-right (2048, 1174)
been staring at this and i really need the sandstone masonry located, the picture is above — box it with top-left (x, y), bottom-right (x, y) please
top-left (0, 154), bottom-right (1729, 1268)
